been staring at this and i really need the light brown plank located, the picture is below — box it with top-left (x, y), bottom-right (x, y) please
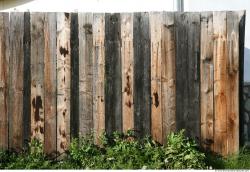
top-left (200, 12), bottom-right (214, 151)
top-left (93, 13), bottom-right (105, 144)
top-left (44, 12), bottom-right (57, 156)
top-left (226, 11), bottom-right (240, 155)
top-left (9, 12), bottom-right (24, 151)
top-left (30, 13), bottom-right (45, 142)
top-left (161, 12), bottom-right (176, 142)
top-left (0, 13), bottom-right (9, 150)
top-left (57, 12), bottom-right (71, 154)
top-left (150, 12), bottom-right (163, 143)
top-left (213, 11), bottom-right (228, 156)
top-left (121, 13), bottom-right (134, 132)
top-left (78, 13), bottom-right (94, 137)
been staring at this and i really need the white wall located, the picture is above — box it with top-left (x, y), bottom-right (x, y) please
top-left (184, 0), bottom-right (250, 82)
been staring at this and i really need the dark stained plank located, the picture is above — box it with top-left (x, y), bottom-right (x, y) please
top-left (9, 12), bottom-right (24, 151)
top-left (93, 13), bottom-right (105, 144)
top-left (121, 13), bottom-right (134, 132)
top-left (161, 12), bottom-right (176, 142)
top-left (104, 13), bottom-right (122, 134)
top-left (175, 12), bottom-right (201, 142)
top-left (44, 12), bottom-right (57, 156)
top-left (78, 13), bottom-right (94, 137)
top-left (30, 12), bottom-right (45, 142)
top-left (133, 12), bottom-right (151, 137)
top-left (0, 12), bottom-right (9, 150)
top-left (200, 12), bottom-right (214, 151)
top-left (57, 12), bottom-right (71, 154)
top-left (150, 12), bottom-right (163, 143)
top-left (213, 11), bottom-right (228, 156)
top-left (70, 13), bottom-right (79, 139)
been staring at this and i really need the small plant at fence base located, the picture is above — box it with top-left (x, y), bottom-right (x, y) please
top-left (0, 130), bottom-right (206, 169)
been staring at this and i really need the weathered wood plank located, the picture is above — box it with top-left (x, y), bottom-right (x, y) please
top-left (105, 13), bottom-right (122, 134)
top-left (0, 13), bottom-right (9, 150)
top-left (70, 13), bottom-right (79, 139)
top-left (30, 13), bottom-right (45, 142)
top-left (213, 11), bottom-right (228, 156)
top-left (57, 12), bottom-right (71, 154)
top-left (200, 12), bottom-right (214, 151)
top-left (161, 12), bottom-right (176, 142)
top-left (226, 11), bottom-right (240, 155)
top-left (150, 12), bottom-right (163, 143)
top-left (9, 12), bottom-right (24, 151)
top-left (78, 13), bottom-right (94, 137)
top-left (44, 12), bottom-right (57, 156)
top-left (93, 13), bottom-right (105, 143)
top-left (121, 13), bottom-right (134, 132)
top-left (133, 12), bottom-right (151, 137)
top-left (175, 12), bottom-right (201, 141)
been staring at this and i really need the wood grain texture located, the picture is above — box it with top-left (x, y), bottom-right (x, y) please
top-left (78, 13), bottom-right (94, 137)
top-left (57, 12), bottom-right (71, 154)
top-left (200, 12), bottom-right (214, 151)
top-left (161, 12), bottom-right (176, 142)
top-left (226, 11), bottom-right (239, 155)
top-left (44, 12), bottom-right (57, 156)
top-left (9, 12), bottom-right (24, 151)
top-left (213, 11), bottom-right (228, 156)
top-left (0, 13), bottom-right (9, 150)
top-left (133, 12), bottom-right (151, 137)
top-left (105, 13), bottom-right (122, 134)
top-left (93, 13), bottom-right (105, 143)
top-left (30, 13), bottom-right (45, 142)
top-left (175, 12), bottom-right (201, 142)
top-left (150, 12), bottom-right (163, 143)
top-left (121, 13), bottom-right (134, 132)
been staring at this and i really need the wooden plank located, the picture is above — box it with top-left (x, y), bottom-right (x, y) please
top-left (150, 12), bottom-right (163, 143)
top-left (161, 12), bottom-right (176, 142)
top-left (30, 13), bottom-right (45, 142)
top-left (70, 13), bottom-right (79, 139)
top-left (78, 13), bottom-right (94, 137)
top-left (9, 12), bottom-right (24, 151)
top-left (213, 11), bottom-right (228, 156)
top-left (133, 12), bottom-right (151, 137)
top-left (121, 13), bottom-right (134, 132)
top-left (44, 12), bottom-right (57, 156)
top-left (200, 12), bottom-right (214, 151)
top-left (57, 12), bottom-right (71, 154)
top-left (104, 13), bottom-right (122, 134)
top-left (23, 12), bottom-right (31, 149)
top-left (175, 12), bottom-right (201, 141)
top-left (93, 13), bottom-right (105, 143)
top-left (226, 11), bottom-right (240, 155)
top-left (0, 13), bottom-right (9, 150)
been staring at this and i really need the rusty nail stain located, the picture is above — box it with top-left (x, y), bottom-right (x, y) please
top-left (153, 92), bottom-right (159, 108)
top-left (59, 46), bottom-right (69, 57)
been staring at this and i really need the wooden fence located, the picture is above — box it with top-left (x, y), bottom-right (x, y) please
top-left (0, 11), bottom-right (245, 156)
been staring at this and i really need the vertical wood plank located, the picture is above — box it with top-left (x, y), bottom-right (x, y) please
top-left (226, 11), bottom-right (240, 155)
top-left (78, 13), bottom-right (94, 137)
top-left (57, 12), bottom-right (71, 154)
top-left (30, 13), bottom-right (45, 142)
top-left (213, 11), bottom-right (228, 156)
top-left (70, 13), bottom-right (79, 139)
top-left (121, 13), bottom-right (134, 132)
top-left (44, 12), bottom-right (57, 155)
top-left (150, 12), bottom-right (163, 143)
top-left (93, 13), bottom-right (105, 143)
top-left (9, 12), bottom-right (24, 151)
top-left (105, 13), bottom-right (122, 134)
top-left (133, 12), bottom-right (151, 137)
top-left (200, 12), bottom-right (214, 151)
top-left (175, 12), bottom-right (201, 141)
top-left (0, 13), bottom-right (9, 150)
top-left (161, 12), bottom-right (176, 141)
